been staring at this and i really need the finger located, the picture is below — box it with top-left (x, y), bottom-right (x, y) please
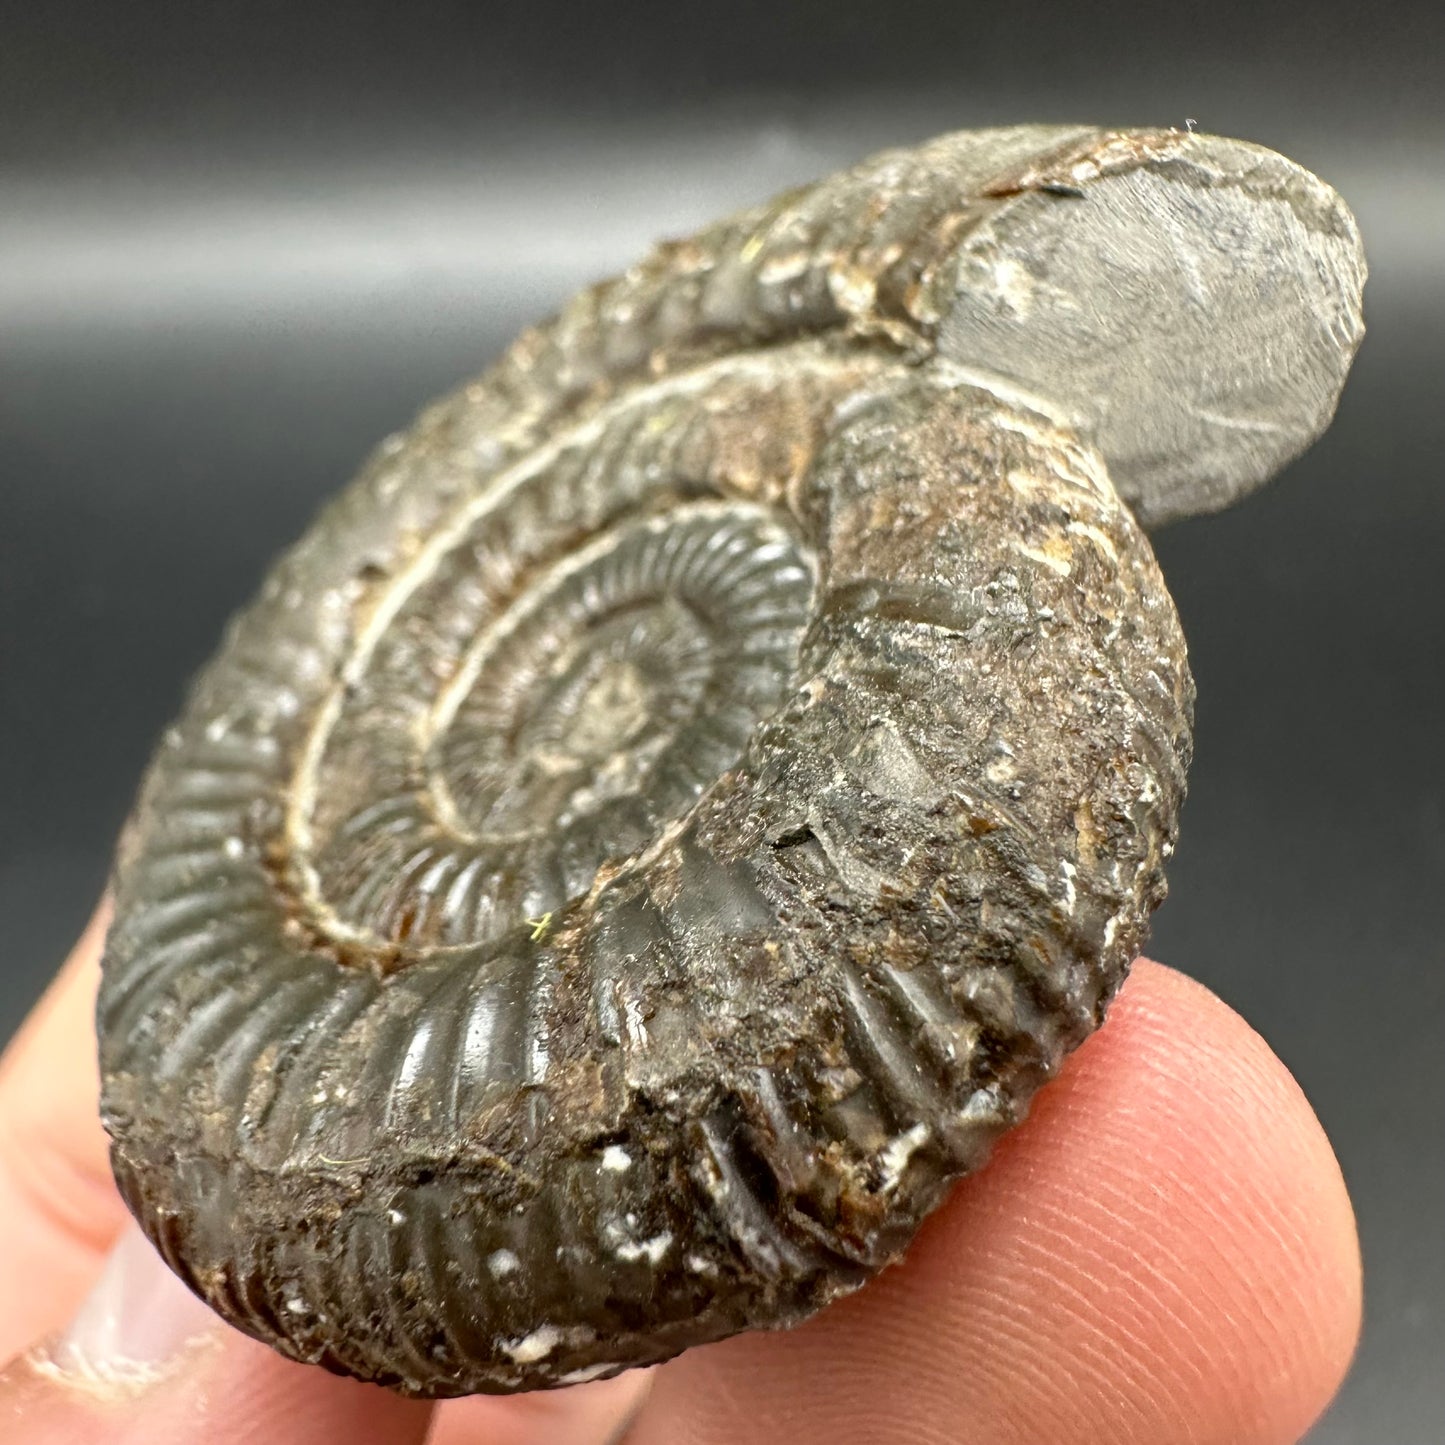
top-left (0, 904), bottom-right (127, 1358)
top-left (624, 961), bottom-right (1362, 1445)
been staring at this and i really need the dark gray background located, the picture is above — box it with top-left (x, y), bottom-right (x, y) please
top-left (1, 3), bottom-right (1440, 1439)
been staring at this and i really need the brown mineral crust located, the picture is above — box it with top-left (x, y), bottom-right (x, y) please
top-left (95, 125), bottom-right (1361, 1397)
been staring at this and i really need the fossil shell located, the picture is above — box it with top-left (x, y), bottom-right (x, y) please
top-left (98, 127), bottom-right (1364, 1396)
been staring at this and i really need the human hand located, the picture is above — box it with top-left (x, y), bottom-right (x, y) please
top-left (0, 905), bottom-right (1359, 1443)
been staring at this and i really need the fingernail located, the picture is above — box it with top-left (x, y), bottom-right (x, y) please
top-left (46, 1220), bottom-right (220, 1386)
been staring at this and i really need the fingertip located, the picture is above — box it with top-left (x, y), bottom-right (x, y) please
top-left (630, 959), bottom-right (1361, 1445)
top-left (890, 957), bottom-right (1362, 1445)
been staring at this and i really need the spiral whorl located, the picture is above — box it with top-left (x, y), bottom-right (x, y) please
top-left (291, 496), bottom-right (815, 957)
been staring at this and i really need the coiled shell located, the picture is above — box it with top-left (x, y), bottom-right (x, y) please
top-left (99, 126), bottom-right (1364, 1395)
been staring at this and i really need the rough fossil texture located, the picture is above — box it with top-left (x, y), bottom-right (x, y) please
top-left (98, 126), bottom-right (1365, 1396)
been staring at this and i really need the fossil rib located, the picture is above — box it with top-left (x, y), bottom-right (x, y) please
top-left (98, 126), bottom-right (1365, 1396)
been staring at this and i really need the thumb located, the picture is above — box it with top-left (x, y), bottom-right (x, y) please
top-left (0, 1220), bottom-right (435, 1445)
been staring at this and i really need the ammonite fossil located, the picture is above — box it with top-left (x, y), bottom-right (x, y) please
top-left (98, 126), bottom-right (1365, 1396)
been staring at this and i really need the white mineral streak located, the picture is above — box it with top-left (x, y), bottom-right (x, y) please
top-left (1059, 860), bottom-right (1078, 914)
top-left (1065, 520), bottom-right (1120, 563)
top-left (558, 1363), bottom-right (621, 1385)
top-left (502, 1324), bottom-right (596, 1364)
top-left (487, 1248), bottom-right (521, 1278)
top-left (878, 1123), bottom-right (931, 1192)
top-left (614, 1232), bottom-right (674, 1265)
top-left (503, 1325), bottom-right (565, 1364)
top-left (985, 754), bottom-right (1016, 784)
top-left (1012, 541), bottom-right (1072, 577)
top-left (622, 996), bottom-right (649, 1048)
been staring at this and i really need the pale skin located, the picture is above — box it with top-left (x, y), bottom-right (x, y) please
top-left (0, 905), bottom-right (1361, 1443)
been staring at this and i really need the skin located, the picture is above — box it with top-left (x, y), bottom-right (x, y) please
top-left (0, 905), bottom-right (1361, 1444)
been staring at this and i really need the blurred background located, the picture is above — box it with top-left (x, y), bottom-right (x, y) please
top-left (1, 2), bottom-right (1440, 1437)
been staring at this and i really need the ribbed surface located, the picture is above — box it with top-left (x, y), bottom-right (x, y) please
top-left (98, 127), bottom-right (1205, 1397)
top-left (294, 500), bottom-right (816, 952)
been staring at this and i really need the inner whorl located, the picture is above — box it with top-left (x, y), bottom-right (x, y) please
top-left (289, 499), bottom-right (816, 956)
